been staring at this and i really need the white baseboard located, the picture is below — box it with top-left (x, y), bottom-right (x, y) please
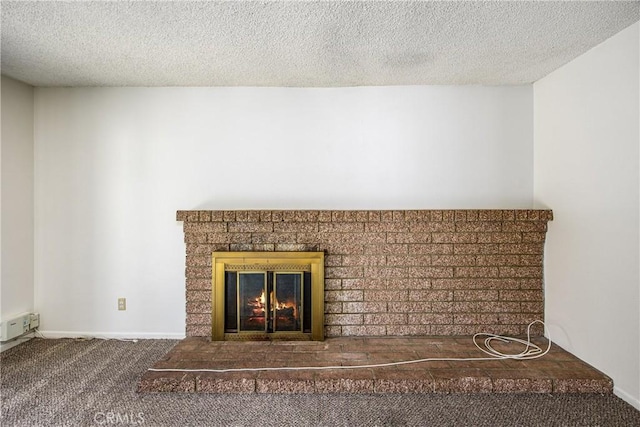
top-left (36, 330), bottom-right (185, 340)
top-left (614, 386), bottom-right (640, 410)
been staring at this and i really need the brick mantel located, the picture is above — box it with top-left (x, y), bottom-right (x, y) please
top-left (177, 209), bottom-right (553, 338)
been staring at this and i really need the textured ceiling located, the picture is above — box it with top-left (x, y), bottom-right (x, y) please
top-left (1, 1), bottom-right (639, 87)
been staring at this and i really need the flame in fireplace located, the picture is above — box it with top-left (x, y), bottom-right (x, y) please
top-left (247, 291), bottom-right (266, 317)
top-left (274, 291), bottom-right (298, 320)
top-left (246, 290), bottom-right (298, 319)
top-left (245, 291), bottom-right (264, 318)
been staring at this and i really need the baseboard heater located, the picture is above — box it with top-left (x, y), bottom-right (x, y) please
top-left (0, 313), bottom-right (40, 341)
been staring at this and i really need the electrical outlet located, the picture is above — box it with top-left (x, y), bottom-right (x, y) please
top-left (118, 298), bottom-right (126, 311)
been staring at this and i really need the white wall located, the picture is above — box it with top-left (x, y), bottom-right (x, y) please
top-left (33, 86), bottom-right (533, 337)
top-left (1, 76), bottom-right (35, 324)
top-left (534, 22), bottom-right (640, 408)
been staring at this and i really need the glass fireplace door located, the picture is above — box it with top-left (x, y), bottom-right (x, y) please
top-left (238, 272), bottom-right (267, 332)
top-left (213, 252), bottom-right (324, 341)
top-left (273, 273), bottom-right (302, 332)
top-left (228, 271), bottom-right (305, 334)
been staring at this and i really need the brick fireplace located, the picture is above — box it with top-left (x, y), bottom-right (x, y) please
top-left (142, 208), bottom-right (610, 395)
top-left (177, 209), bottom-right (553, 338)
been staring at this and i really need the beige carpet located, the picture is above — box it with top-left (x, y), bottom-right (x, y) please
top-left (2, 338), bottom-right (639, 426)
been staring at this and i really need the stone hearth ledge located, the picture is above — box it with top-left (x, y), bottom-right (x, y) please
top-left (137, 335), bottom-right (612, 394)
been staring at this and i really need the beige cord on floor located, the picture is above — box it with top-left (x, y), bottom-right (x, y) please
top-left (147, 320), bottom-right (551, 373)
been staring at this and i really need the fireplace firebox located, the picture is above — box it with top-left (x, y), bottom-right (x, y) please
top-left (212, 252), bottom-right (325, 341)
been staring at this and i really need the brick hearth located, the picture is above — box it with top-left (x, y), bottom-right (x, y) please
top-left (137, 336), bottom-right (612, 394)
